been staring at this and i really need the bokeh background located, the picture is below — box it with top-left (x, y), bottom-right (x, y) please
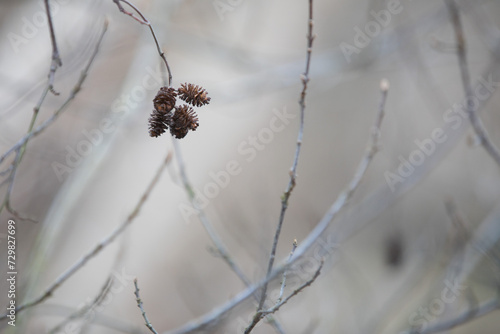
top-left (1, 0), bottom-right (500, 333)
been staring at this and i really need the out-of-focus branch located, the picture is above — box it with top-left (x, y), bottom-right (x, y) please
top-left (258, 0), bottom-right (315, 311)
top-left (0, 151), bottom-right (172, 321)
top-left (48, 276), bottom-right (113, 334)
top-left (172, 140), bottom-right (250, 286)
top-left (0, 0), bottom-right (67, 221)
top-left (0, 19), bottom-right (108, 222)
top-left (402, 298), bottom-right (499, 334)
top-left (446, 0), bottom-right (500, 166)
top-left (172, 140), bottom-right (285, 334)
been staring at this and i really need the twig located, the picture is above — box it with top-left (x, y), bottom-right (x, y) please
top-left (134, 278), bottom-right (159, 334)
top-left (48, 276), bottom-right (113, 333)
top-left (112, 0), bottom-right (172, 86)
top-left (446, 0), bottom-right (500, 166)
top-left (44, 0), bottom-right (62, 95)
top-left (112, 0), bottom-right (148, 24)
top-left (0, 151), bottom-right (172, 321)
top-left (244, 260), bottom-right (323, 334)
top-left (278, 239), bottom-right (298, 303)
top-left (262, 259), bottom-right (323, 316)
top-left (259, 0), bottom-right (315, 311)
top-left (0, 20), bottom-right (108, 221)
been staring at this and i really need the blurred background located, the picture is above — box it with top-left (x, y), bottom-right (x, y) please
top-left (0, 0), bottom-right (500, 333)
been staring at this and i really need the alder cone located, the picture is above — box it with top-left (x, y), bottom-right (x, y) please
top-left (169, 104), bottom-right (199, 139)
top-left (153, 87), bottom-right (177, 113)
top-left (148, 109), bottom-right (171, 137)
top-left (177, 83), bottom-right (211, 107)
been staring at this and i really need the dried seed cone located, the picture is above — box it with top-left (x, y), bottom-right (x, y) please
top-left (148, 109), bottom-right (171, 137)
top-left (169, 104), bottom-right (199, 139)
top-left (177, 83), bottom-right (211, 107)
top-left (153, 87), bottom-right (177, 113)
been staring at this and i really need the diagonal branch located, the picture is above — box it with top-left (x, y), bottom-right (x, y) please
top-left (0, 151), bottom-right (172, 321)
top-left (48, 276), bottom-right (113, 333)
top-left (172, 140), bottom-right (285, 334)
top-left (289, 78), bottom-right (389, 264)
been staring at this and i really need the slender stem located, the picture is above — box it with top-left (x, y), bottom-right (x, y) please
top-left (134, 279), bottom-right (159, 334)
top-left (112, 0), bottom-right (172, 86)
top-left (446, 0), bottom-right (500, 166)
top-left (278, 239), bottom-right (297, 303)
top-left (44, 0), bottom-right (62, 94)
top-left (258, 0), bottom-right (315, 311)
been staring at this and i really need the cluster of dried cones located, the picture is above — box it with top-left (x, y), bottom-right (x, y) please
top-left (149, 83), bottom-right (211, 139)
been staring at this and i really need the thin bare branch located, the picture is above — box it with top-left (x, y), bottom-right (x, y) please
top-left (134, 278), bottom-right (159, 334)
top-left (263, 259), bottom-right (323, 316)
top-left (259, 0), bottom-right (315, 311)
top-left (0, 150), bottom-right (172, 321)
top-left (44, 0), bottom-right (62, 95)
top-left (244, 260), bottom-right (323, 334)
top-left (446, 0), bottom-right (500, 166)
top-left (112, 0), bottom-right (172, 86)
top-left (278, 239), bottom-right (298, 303)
